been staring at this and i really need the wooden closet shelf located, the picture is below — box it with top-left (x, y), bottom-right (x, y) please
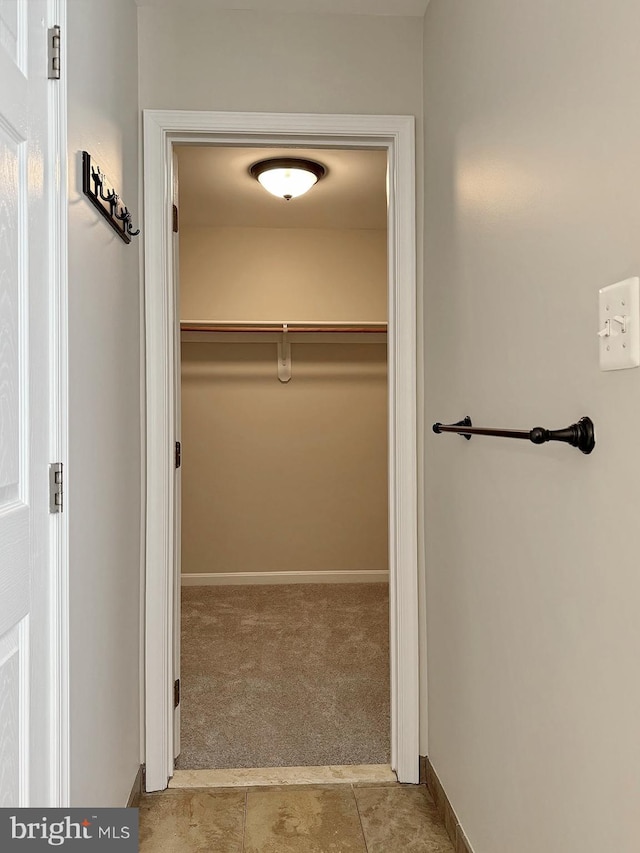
top-left (180, 321), bottom-right (387, 334)
top-left (180, 321), bottom-right (387, 383)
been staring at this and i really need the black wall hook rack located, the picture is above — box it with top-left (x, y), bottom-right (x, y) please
top-left (432, 415), bottom-right (595, 455)
top-left (82, 151), bottom-right (140, 244)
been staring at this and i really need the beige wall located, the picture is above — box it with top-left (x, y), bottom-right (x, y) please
top-left (138, 2), bottom-right (428, 747)
top-left (137, 6), bottom-right (423, 116)
top-left (181, 341), bottom-right (388, 574)
top-left (180, 225), bottom-right (388, 576)
top-left (423, 1), bottom-right (640, 851)
top-left (68, 0), bottom-right (141, 807)
top-left (180, 227), bottom-right (388, 322)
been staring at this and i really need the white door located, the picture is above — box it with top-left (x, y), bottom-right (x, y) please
top-left (0, 0), bottom-right (56, 807)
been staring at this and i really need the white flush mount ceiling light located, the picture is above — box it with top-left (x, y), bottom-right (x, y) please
top-left (249, 157), bottom-right (327, 201)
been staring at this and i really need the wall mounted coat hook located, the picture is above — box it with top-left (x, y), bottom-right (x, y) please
top-left (82, 151), bottom-right (140, 244)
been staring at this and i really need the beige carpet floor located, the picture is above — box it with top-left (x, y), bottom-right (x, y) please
top-left (176, 583), bottom-right (390, 770)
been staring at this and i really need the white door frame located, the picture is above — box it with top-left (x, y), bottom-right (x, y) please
top-left (142, 109), bottom-right (419, 791)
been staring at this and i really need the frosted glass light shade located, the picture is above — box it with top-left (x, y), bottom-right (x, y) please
top-left (250, 158), bottom-right (326, 201)
top-left (258, 168), bottom-right (317, 200)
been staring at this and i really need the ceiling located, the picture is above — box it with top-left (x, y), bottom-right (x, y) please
top-left (175, 146), bottom-right (388, 230)
top-left (136, 0), bottom-right (430, 16)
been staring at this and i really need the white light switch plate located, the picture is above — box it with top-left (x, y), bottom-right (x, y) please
top-left (598, 277), bottom-right (640, 370)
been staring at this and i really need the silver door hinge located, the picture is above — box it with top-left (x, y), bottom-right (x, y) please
top-left (49, 463), bottom-right (63, 513)
top-left (174, 679), bottom-right (180, 708)
top-left (48, 26), bottom-right (61, 79)
top-left (175, 441), bottom-right (181, 469)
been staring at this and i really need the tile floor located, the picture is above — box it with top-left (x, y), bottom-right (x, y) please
top-left (139, 782), bottom-right (455, 853)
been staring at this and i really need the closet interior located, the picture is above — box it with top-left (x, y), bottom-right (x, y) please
top-left (175, 144), bottom-right (390, 771)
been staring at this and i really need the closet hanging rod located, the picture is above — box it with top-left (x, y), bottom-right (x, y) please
top-left (180, 321), bottom-right (387, 334)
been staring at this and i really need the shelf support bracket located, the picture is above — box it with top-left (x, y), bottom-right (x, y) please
top-left (277, 323), bottom-right (292, 383)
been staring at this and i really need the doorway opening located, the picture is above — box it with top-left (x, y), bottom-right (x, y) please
top-left (175, 144), bottom-right (390, 772)
top-left (142, 111), bottom-right (418, 792)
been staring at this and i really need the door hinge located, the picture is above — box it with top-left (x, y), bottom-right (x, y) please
top-left (172, 204), bottom-right (179, 233)
top-left (175, 441), bottom-right (181, 469)
top-left (49, 463), bottom-right (63, 513)
top-left (48, 25), bottom-right (61, 80)
top-left (174, 679), bottom-right (180, 708)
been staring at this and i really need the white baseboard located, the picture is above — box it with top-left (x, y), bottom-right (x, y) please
top-left (181, 570), bottom-right (389, 586)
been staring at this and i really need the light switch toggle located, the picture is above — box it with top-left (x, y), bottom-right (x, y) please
top-left (613, 314), bottom-right (627, 333)
top-left (598, 277), bottom-right (640, 370)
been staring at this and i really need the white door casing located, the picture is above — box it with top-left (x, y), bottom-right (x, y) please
top-left (172, 151), bottom-right (181, 760)
top-left (0, 0), bottom-right (69, 807)
top-left (143, 110), bottom-right (419, 791)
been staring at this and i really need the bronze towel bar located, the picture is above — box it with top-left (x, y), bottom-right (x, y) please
top-left (432, 416), bottom-right (595, 455)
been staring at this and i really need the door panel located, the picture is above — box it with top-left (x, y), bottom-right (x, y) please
top-left (0, 120), bottom-right (25, 505)
top-left (0, 0), bottom-right (25, 72)
top-left (0, 619), bottom-right (28, 805)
